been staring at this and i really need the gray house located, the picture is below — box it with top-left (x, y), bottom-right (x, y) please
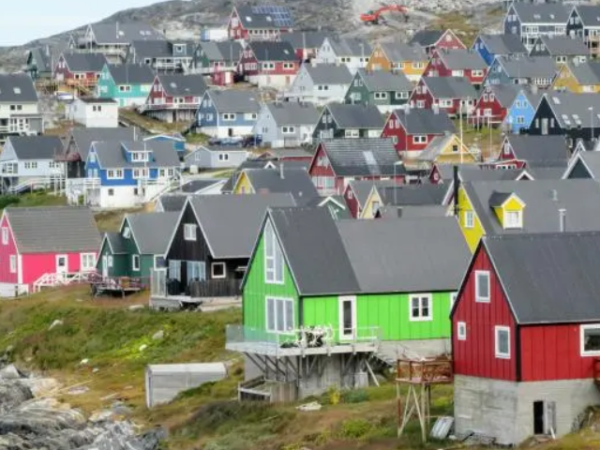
top-left (184, 146), bottom-right (249, 170)
top-left (254, 102), bottom-right (320, 148)
top-left (284, 63), bottom-right (352, 106)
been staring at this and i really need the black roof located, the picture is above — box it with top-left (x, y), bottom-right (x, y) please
top-left (249, 41), bottom-right (297, 61)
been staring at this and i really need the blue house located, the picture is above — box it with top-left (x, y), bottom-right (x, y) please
top-left (483, 55), bottom-right (558, 88)
top-left (472, 34), bottom-right (527, 66)
top-left (503, 88), bottom-right (543, 134)
top-left (144, 133), bottom-right (186, 159)
top-left (84, 140), bottom-right (181, 209)
top-left (196, 90), bottom-right (260, 139)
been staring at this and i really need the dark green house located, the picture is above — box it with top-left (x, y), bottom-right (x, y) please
top-left (97, 212), bottom-right (179, 280)
top-left (344, 69), bottom-right (413, 114)
top-left (312, 103), bottom-right (385, 140)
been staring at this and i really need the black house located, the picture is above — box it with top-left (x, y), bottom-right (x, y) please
top-left (164, 193), bottom-right (296, 298)
top-left (527, 91), bottom-right (600, 148)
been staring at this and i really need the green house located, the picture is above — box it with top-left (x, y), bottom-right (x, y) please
top-left (344, 68), bottom-right (413, 114)
top-left (97, 212), bottom-right (179, 280)
top-left (227, 207), bottom-right (470, 401)
top-left (96, 63), bottom-right (155, 108)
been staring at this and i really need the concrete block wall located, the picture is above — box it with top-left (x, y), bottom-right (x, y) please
top-left (455, 375), bottom-right (600, 446)
top-left (378, 339), bottom-right (451, 362)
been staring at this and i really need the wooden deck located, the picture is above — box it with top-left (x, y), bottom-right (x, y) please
top-left (90, 276), bottom-right (146, 298)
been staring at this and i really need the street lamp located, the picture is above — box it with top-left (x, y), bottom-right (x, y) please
top-left (590, 106), bottom-right (595, 143)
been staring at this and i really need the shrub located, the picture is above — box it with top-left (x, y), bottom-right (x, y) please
top-left (0, 196), bottom-right (20, 210)
top-left (341, 389), bottom-right (369, 404)
top-left (340, 419), bottom-right (372, 439)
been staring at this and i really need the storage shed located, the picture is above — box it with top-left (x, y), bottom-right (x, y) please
top-left (145, 362), bottom-right (228, 407)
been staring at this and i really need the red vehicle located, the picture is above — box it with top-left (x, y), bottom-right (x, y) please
top-left (360, 4), bottom-right (408, 24)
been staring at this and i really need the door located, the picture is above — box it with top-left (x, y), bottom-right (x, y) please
top-left (541, 118), bottom-right (549, 135)
top-left (228, 128), bottom-right (234, 137)
top-left (56, 255), bottom-right (68, 275)
top-left (339, 296), bottom-right (357, 340)
top-left (533, 401), bottom-right (556, 435)
top-left (102, 255), bottom-right (108, 278)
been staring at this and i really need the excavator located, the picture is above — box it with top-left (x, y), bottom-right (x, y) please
top-left (360, 4), bottom-right (409, 25)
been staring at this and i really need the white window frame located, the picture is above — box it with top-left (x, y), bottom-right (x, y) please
top-left (413, 135), bottom-right (427, 144)
top-left (184, 224), bottom-right (197, 241)
top-left (374, 92), bottom-right (388, 100)
top-left (265, 296), bottom-right (294, 333)
top-left (345, 129), bottom-right (360, 138)
top-left (211, 262), bottom-right (226, 279)
top-left (1, 227), bottom-right (8, 245)
top-left (264, 221), bottom-right (284, 285)
top-left (504, 210), bottom-right (523, 229)
top-left (495, 325), bottom-right (511, 359)
top-left (475, 270), bottom-right (490, 303)
top-left (107, 169), bottom-right (124, 180)
top-left (464, 211), bottom-right (474, 229)
top-left (222, 113), bottom-right (236, 121)
top-left (457, 321), bottom-right (467, 341)
top-left (9, 255), bottom-right (16, 274)
top-left (282, 126), bottom-right (296, 134)
top-left (132, 254), bottom-right (140, 271)
top-left (580, 324), bottom-right (600, 356)
top-left (409, 294), bottom-right (432, 322)
top-left (80, 253), bottom-right (96, 271)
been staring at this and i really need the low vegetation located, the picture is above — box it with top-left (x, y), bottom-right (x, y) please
top-left (0, 191), bottom-right (66, 209)
top-left (119, 109), bottom-right (192, 134)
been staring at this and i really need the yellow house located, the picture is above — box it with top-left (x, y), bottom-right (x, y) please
top-left (361, 183), bottom-right (449, 219)
top-left (417, 134), bottom-right (479, 166)
top-left (366, 41), bottom-right (428, 83)
top-left (233, 170), bottom-right (255, 194)
top-left (553, 61), bottom-right (600, 93)
top-left (360, 185), bottom-right (384, 219)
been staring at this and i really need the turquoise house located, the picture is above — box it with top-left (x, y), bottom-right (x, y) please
top-left (97, 64), bottom-right (155, 108)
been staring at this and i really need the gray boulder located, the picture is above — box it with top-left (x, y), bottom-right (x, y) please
top-left (0, 381), bottom-right (32, 414)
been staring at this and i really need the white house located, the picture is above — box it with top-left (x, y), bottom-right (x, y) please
top-left (68, 97), bottom-right (119, 128)
top-left (0, 73), bottom-right (44, 137)
top-left (0, 136), bottom-right (64, 193)
top-left (253, 102), bottom-right (320, 148)
top-left (184, 146), bottom-right (249, 170)
top-left (314, 37), bottom-right (372, 75)
top-left (284, 62), bottom-right (353, 106)
top-left (196, 90), bottom-right (260, 138)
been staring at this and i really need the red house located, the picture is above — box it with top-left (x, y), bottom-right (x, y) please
top-left (0, 207), bottom-right (101, 297)
top-left (141, 74), bottom-right (207, 123)
top-left (239, 41), bottom-right (299, 90)
top-left (408, 29), bottom-right (466, 56)
top-left (410, 76), bottom-right (478, 117)
top-left (228, 5), bottom-right (294, 41)
top-left (493, 135), bottom-right (570, 169)
top-left (309, 139), bottom-right (404, 196)
top-left (452, 232), bottom-right (600, 445)
top-left (423, 49), bottom-right (487, 86)
top-left (54, 52), bottom-right (107, 89)
top-left (470, 84), bottom-right (520, 127)
top-left (380, 108), bottom-right (456, 155)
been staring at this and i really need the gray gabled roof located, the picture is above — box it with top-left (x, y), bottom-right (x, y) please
top-left (326, 103), bottom-right (385, 129)
top-left (198, 41), bottom-right (243, 63)
top-left (157, 194), bottom-right (188, 212)
top-left (181, 179), bottom-right (225, 194)
top-left (265, 102), bottom-right (320, 126)
top-left (511, 3), bottom-right (570, 23)
top-left (157, 74), bottom-right (207, 97)
top-left (478, 34), bottom-right (527, 56)
top-left (129, 40), bottom-right (194, 59)
top-left (235, 5), bottom-right (295, 30)
top-left (105, 232), bottom-right (127, 254)
top-left (505, 135), bottom-right (569, 164)
top-left (437, 165), bottom-right (523, 182)
top-left (534, 36), bottom-right (588, 57)
top-left (7, 136), bottom-right (63, 161)
top-left (0, 73), bottom-right (38, 103)
top-left (243, 167), bottom-right (319, 204)
top-left (482, 232), bottom-right (600, 324)
top-left (281, 31), bottom-right (332, 50)
top-left (463, 179), bottom-right (600, 236)
top-left (521, 87), bottom-right (544, 108)
top-left (379, 184), bottom-right (449, 206)
top-left (437, 49), bottom-right (487, 70)
top-left (6, 207), bottom-right (100, 253)
top-left (393, 109), bottom-right (456, 135)
top-left (248, 41), bottom-right (297, 62)
top-left (338, 217), bottom-right (470, 293)
top-left (543, 91), bottom-right (600, 128)
top-left (205, 89), bottom-right (260, 114)
top-left (106, 63), bottom-right (155, 85)
top-left (377, 205), bottom-right (449, 220)
top-left (126, 212), bottom-right (179, 255)
top-left (62, 52), bottom-right (108, 72)
top-left (482, 84), bottom-right (520, 107)
top-left (320, 138), bottom-right (401, 177)
top-left (90, 22), bottom-right (164, 45)
top-left (303, 63), bottom-right (353, 85)
top-left (379, 41), bottom-right (427, 63)
top-left (27, 47), bottom-right (52, 72)
top-left (422, 77), bottom-right (478, 99)
top-left (356, 69), bottom-right (412, 92)
top-left (495, 55), bottom-right (557, 79)
top-left (571, 151), bottom-right (600, 178)
top-left (574, 5), bottom-right (600, 28)
top-left (348, 179), bottom-right (397, 207)
top-left (327, 37), bottom-right (372, 57)
top-left (92, 140), bottom-right (180, 169)
top-left (189, 193), bottom-right (297, 259)
top-left (409, 30), bottom-right (445, 47)
top-left (69, 127), bottom-right (135, 161)
top-left (566, 60), bottom-right (600, 85)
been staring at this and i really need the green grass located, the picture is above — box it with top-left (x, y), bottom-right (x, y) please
top-left (119, 109), bottom-right (191, 134)
top-left (0, 191), bottom-right (67, 210)
top-left (186, 133), bottom-right (210, 145)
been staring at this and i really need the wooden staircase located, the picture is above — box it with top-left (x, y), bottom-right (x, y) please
top-left (33, 271), bottom-right (96, 292)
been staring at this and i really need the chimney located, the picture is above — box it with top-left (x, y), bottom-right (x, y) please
top-left (559, 208), bottom-right (567, 232)
top-left (433, 105), bottom-right (440, 115)
top-left (453, 165), bottom-right (460, 217)
top-left (551, 189), bottom-right (558, 201)
top-left (280, 162), bottom-right (285, 179)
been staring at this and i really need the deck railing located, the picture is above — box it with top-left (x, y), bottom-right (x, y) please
top-left (150, 269), bottom-right (241, 299)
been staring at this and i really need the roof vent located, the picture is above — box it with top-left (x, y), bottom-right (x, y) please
top-left (13, 87), bottom-right (21, 95)
top-left (559, 208), bottom-right (567, 232)
top-left (551, 189), bottom-right (558, 201)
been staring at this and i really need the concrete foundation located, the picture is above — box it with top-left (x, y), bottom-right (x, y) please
top-left (379, 338), bottom-right (451, 361)
top-left (454, 375), bottom-right (600, 446)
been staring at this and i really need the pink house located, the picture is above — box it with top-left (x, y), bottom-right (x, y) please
top-left (0, 207), bottom-right (101, 296)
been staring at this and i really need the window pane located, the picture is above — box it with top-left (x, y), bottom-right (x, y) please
top-left (498, 330), bottom-right (509, 354)
top-left (478, 273), bottom-right (489, 298)
top-left (276, 300), bottom-right (285, 332)
top-left (267, 299), bottom-right (275, 331)
top-left (421, 297), bottom-right (429, 317)
top-left (274, 246), bottom-right (283, 282)
top-left (343, 300), bottom-right (352, 330)
top-left (265, 223), bottom-right (273, 258)
top-left (411, 297), bottom-right (419, 317)
top-left (584, 328), bottom-right (600, 352)
top-left (284, 299), bottom-right (294, 331)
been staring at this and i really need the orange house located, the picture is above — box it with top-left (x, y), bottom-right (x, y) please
top-left (366, 41), bottom-right (428, 83)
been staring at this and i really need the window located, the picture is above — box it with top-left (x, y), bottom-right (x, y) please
top-left (108, 189), bottom-right (114, 196)
top-left (395, 91), bottom-right (409, 100)
top-left (457, 321), bottom-right (467, 341)
top-left (516, 116), bottom-right (525, 124)
top-left (133, 168), bottom-right (149, 179)
top-left (266, 297), bottom-right (294, 333)
top-left (413, 135), bottom-right (427, 144)
top-left (222, 113), bottom-right (236, 121)
top-left (184, 224), bottom-right (197, 241)
top-left (131, 152), bottom-right (149, 162)
top-left (504, 210), bottom-right (523, 229)
top-left (24, 162), bottom-right (38, 170)
top-left (92, 105), bottom-right (102, 112)
top-left (409, 294), bottom-right (432, 321)
top-left (261, 62), bottom-right (275, 70)
top-left (122, 227), bottom-right (131, 239)
top-left (9, 255), bottom-right (16, 274)
top-left (283, 62), bottom-right (295, 69)
top-left (1, 227), bottom-right (8, 245)
top-left (345, 129), bottom-right (360, 138)
top-left (475, 271), bottom-right (490, 303)
top-left (119, 85), bottom-right (132, 92)
top-left (211, 262), bottom-right (226, 279)
top-left (282, 126), bottom-right (295, 134)
top-left (218, 153), bottom-right (230, 161)
top-left (317, 85), bottom-right (330, 91)
top-left (581, 325), bottom-right (600, 356)
top-left (374, 92), bottom-right (388, 99)
top-left (107, 169), bottom-right (124, 179)
top-left (264, 221), bottom-right (284, 284)
top-left (81, 253), bottom-right (96, 271)
top-left (108, 255), bottom-right (114, 268)
top-left (472, 70), bottom-right (484, 77)
top-left (464, 211), bottom-right (474, 229)
top-left (132, 254), bottom-right (140, 271)
top-left (495, 326), bottom-right (511, 359)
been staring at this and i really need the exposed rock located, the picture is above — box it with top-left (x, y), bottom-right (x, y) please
top-left (139, 344), bottom-right (148, 352)
top-left (152, 330), bottom-right (164, 341)
top-left (80, 359), bottom-right (89, 366)
top-left (0, 365), bottom-right (23, 381)
top-left (0, 381), bottom-right (33, 414)
top-left (128, 305), bottom-right (145, 311)
top-left (49, 319), bottom-right (64, 330)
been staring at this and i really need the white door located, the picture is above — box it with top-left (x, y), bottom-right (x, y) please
top-left (339, 296), bottom-right (357, 340)
top-left (102, 255), bottom-right (109, 278)
top-left (56, 255), bottom-right (68, 275)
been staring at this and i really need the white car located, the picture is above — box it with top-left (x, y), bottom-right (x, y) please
top-left (54, 91), bottom-right (74, 102)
